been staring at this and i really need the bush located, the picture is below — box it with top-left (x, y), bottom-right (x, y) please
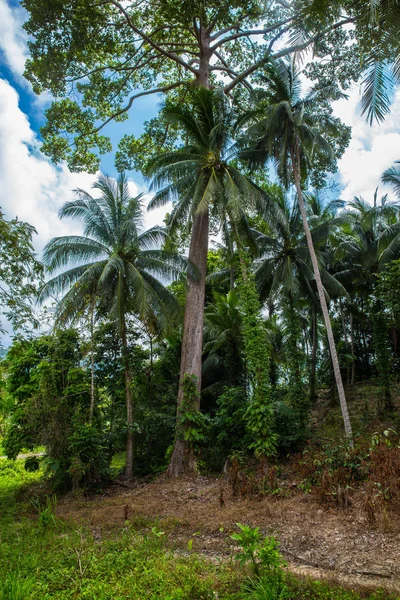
top-left (67, 423), bottom-right (109, 490)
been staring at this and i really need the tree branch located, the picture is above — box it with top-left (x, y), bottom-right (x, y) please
top-left (109, 0), bottom-right (199, 75)
top-left (210, 18), bottom-right (293, 49)
top-left (223, 18), bottom-right (355, 94)
top-left (72, 82), bottom-right (185, 146)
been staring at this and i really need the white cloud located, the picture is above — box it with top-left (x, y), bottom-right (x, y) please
top-left (0, 79), bottom-right (167, 256)
top-left (0, 0), bottom-right (28, 82)
top-left (0, 78), bottom-right (97, 251)
top-left (334, 86), bottom-right (400, 202)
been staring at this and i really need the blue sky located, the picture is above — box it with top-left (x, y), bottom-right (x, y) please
top-left (1, 0), bottom-right (400, 257)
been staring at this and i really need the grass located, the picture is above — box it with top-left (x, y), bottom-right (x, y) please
top-left (0, 459), bottom-right (398, 600)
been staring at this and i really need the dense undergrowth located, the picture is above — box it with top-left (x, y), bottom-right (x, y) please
top-left (0, 458), bottom-right (397, 600)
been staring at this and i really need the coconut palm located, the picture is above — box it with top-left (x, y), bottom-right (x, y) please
top-left (296, 0), bottom-right (400, 124)
top-left (202, 290), bottom-right (243, 392)
top-left (254, 190), bottom-right (346, 304)
top-left (40, 173), bottom-right (185, 478)
top-left (337, 193), bottom-right (400, 285)
top-left (239, 58), bottom-right (354, 444)
top-left (146, 87), bottom-right (275, 475)
top-left (335, 192), bottom-right (400, 407)
top-left (382, 161), bottom-right (400, 197)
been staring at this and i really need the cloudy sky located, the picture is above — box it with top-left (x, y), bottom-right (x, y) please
top-left (1, 0), bottom-right (400, 257)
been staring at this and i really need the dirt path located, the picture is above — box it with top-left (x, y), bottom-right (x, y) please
top-left (56, 475), bottom-right (400, 595)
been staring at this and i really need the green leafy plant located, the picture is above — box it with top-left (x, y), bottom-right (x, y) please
top-left (31, 494), bottom-right (58, 531)
top-left (178, 375), bottom-right (209, 453)
top-left (230, 523), bottom-right (285, 578)
top-left (236, 264), bottom-right (276, 458)
top-left (243, 574), bottom-right (290, 600)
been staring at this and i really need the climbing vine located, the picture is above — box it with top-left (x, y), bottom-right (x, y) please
top-left (177, 374), bottom-right (208, 453)
top-left (236, 253), bottom-right (276, 457)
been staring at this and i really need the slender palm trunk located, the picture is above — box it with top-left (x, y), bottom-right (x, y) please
top-left (121, 318), bottom-right (134, 479)
top-left (167, 29), bottom-right (212, 477)
top-left (89, 301), bottom-right (95, 425)
top-left (291, 145), bottom-right (353, 446)
top-left (350, 311), bottom-right (355, 385)
top-left (167, 209), bottom-right (209, 476)
top-left (310, 306), bottom-right (318, 403)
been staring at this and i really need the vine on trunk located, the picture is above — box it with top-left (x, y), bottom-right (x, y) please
top-left (236, 261), bottom-right (276, 457)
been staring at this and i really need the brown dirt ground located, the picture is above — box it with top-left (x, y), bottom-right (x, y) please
top-left (57, 474), bottom-right (400, 596)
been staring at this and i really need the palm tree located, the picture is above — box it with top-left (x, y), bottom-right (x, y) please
top-left (335, 192), bottom-right (400, 407)
top-left (254, 189), bottom-right (346, 304)
top-left (40, 173), bottom-right (185, 478)
top-left (253, 188), bottom-right (347, 404)
top-left (382, 161), bottom-right (400, 197)
top-left (239, 58), bottom-right (354, 445)
top-left (296, 0), bottom-right (400, 124)
top-left (203, 290), bottom-right (244, 392)
top-left (146, 87), bottom-right (274, 475)
top-left (338, 193), bottom-right (400, 281)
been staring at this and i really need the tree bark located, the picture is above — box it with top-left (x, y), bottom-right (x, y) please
top-left (291, 145), bottom-right (353, 446)
top-left (167, 26), bottom-right (212, 477)
top-left (121, 318), bottom-right (134, 479)
top-left (167, 209), bottom-right (209, 476)
top-left (350, 311), bottom-right (355, 385)
top-left (309, 306), bottom-right (317, 403)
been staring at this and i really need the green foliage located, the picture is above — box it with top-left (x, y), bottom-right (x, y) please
top-left (0, 209), bottom-right (43, 336)
top-left (371, 299), bottom-right (393, 411)
top-left (2, 329), bottom-right (111, 491)
top-left (236, 267), bottom-right (276, 457)
top-left (281, 297), bottom-right (310, 434)
top-left (377, 260), bottom-right (400, 321)
top-left (0, 573), bottom-right (34, 600)
top-left (24, 456), bottom-right (40, 472)
top-left (67, 424), bottom-right (109, 490)
top-left (231, 524), bottom-right (285, 578)
top-left (243, 574), bottom-right (290, 600)
top-left (178, 375), bottom-right (209, 452)
top-left (203, 387), bottom-right (248, 470)
top-left (30, 494), bottom-right (58, 531)
top-left (272, 399), bottom-right (306, 455)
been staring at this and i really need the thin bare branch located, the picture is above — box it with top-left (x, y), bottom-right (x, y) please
top-left (223, 17), bottom-right (355, 93)
top-left (211, 18), bottom-right (293, 49)
top-left (71, 82), bottom-right (185, 147)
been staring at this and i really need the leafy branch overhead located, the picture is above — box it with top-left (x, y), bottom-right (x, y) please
top-left (22, 0), bottom-right (399, 172)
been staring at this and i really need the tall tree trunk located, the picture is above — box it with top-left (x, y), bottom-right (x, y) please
top-left (350, 311), bottom-right (355, 385)
top-left (309, 306), bottom-right (318, 403)
top-left (167, 28), bottom-right (211, 477)
top-left (230, 267), bottom-right (235, 291)
top-left (121, 318), bottom-right (134, 479)
top-left (167, 209), bottom-right (209, 476)
top-left (291, 145), bottom-right (353, 446)
top-left (89, 301), bottom-right (95, 425)
top-left (339, 300), bottom-right (351, 386)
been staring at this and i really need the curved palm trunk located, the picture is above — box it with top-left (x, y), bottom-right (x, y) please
top-left (167, 209), bottom-right (209, 476)
top-left (309, 306), bottom-right (318, 403)
top-left (291, 146), bottom-right (354, 446)
top-left (121, 318), bottom-right (134, 479)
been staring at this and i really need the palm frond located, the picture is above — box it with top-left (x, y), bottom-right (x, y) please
top-left (360, 60), bottom-right (393, 125)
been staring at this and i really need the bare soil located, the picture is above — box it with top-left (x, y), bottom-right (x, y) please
top-left (57, 474), bottom-right (400, 595)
